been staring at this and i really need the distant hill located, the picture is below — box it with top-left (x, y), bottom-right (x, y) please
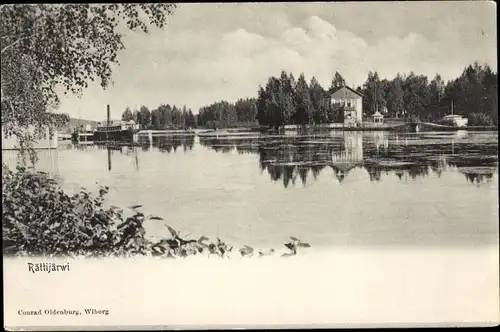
top-left (60, 118), bottom-right (100, 134)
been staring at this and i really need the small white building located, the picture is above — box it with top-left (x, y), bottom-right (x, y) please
top-left (372, 111), bottom-right (384, 124)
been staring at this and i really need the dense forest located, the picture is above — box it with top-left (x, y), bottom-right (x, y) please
top-left (121, 104), bottom-right (196, 130)
top-left (196, 98), bottom-right (258, 129)
top-left (359, 62), bottom-right (498, 126)
top-left (252, 62), bottom-right (497, 127)
top-left (124, 61), bottom-right (497, 130)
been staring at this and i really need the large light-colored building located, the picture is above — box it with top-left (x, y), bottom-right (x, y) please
top-left (330, 85), bottom-right (364, 125)
top-left (2, 126), bottom-right (58, 150)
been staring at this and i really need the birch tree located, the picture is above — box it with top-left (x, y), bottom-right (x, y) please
top-left (1, 4), bottom-right (176, 157)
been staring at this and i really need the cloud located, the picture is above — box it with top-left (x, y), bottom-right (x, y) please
top-left (218, 28), bottom-right (269, 58)
top-left (57, 5), bottom-right (497, 120)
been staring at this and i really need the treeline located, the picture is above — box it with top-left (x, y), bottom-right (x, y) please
top-left (196, 98), bottom-right (258, 129)
top-left (125, 61), bottom-right (497, 130)
top-left (196, 61), bottom-right (497, 128)
top-left (255, 72), bottom-right (345, 127)
top-left (195, 72), bottom-right (347, 128)
top-left (122, 105), bottom-right (196, 130)
top-left (359, 62), bottom-right (498, 125)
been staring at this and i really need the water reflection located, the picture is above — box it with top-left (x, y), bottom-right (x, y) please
top-left (89, 145), bottom-right (141, 172)
top-left (136, 135), bottom-right (195, 153)
top-left (199, 131), bottom-right (498, 187)
top-left (68, 135), bottom-right (196, 172)
top-left (2, 148), bottom-right (60, 176)
top-left (7, 131), bottom-right (496, 190)
top-left (460, 167), bottom-right (495, 184)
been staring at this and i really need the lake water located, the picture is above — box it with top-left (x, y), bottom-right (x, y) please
top-left (3, 130), bottom-right (498, 251)
top-left (4, 130), bottom-right (499, 326)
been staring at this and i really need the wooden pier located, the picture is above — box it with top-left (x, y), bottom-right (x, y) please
top-left (403, 122), bottom-right (498, 133)
top-left (136, 129), bottom-right (196, 137)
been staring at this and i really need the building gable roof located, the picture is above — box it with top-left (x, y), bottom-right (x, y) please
top-left (330, 85), bottom-right (364, 98)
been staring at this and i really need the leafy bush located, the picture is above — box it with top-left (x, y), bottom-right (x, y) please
top-left (2, 167), bottom-right (310, 259)
top-left (407, 114), bottom-right (421, 124)
top-left (468, 112), bottom-right (494, 126)
top-left (2, 166), bottom-right (141, 257)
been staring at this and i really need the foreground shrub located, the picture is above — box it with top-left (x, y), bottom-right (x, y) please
top-left (2, 166), bottom-right (310, 259)
top-left (468, 112), bottom-right (495, 126)
top-left (2, 166), bottom-right (146, 257)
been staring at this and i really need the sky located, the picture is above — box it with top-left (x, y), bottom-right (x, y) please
top-left (56, 2), bottom-right (497, 121)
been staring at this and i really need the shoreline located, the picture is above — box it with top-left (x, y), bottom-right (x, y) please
top-left (196, 126), bottom-right (498, 137)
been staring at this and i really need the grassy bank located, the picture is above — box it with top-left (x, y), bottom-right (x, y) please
top-left (2, 166), bottom-right (307, 259)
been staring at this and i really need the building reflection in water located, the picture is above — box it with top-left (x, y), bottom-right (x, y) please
top-left (200, 131), bottom-right (497, 188)
top-left (372, 131), bottom-right (389, 153)
top-left (100, 145), bottom-right (135, 172)
top-left (103, 145), bottom-right (139, 172)
top-left (8, 132), bottom-right (494, 188)
top-left (330, 132), bottom-right (364, 183)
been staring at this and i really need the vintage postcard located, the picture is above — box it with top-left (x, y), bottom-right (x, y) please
top-left (2, 2), bottom-right (499, 330)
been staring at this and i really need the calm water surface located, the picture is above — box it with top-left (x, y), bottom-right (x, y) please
top-left (5, 130), bottom-right (498, 250)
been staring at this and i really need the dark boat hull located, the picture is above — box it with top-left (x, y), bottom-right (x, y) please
top-left (93, 129), bottom-right (135, 144)
top-left (72, 132), bottom-right (94, 143)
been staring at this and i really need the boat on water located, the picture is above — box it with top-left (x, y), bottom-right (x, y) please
top-left (93, 119), bottom-right (140, 143)
top-left (436, 114), bottom-right (469, 127)
top-left (69, 105), bottom-right (141, 145)
top-left (435, 101), bottom-right (468, 127)
top-left (92, 105), bottom-right (140, 144)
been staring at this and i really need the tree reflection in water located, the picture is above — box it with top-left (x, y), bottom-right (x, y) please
top-left (199, 131), bottom-right (498, 188)
top-left (102, 135), bottom-right (196, 171)
top-left (136, 135), bottom-right (195, 153)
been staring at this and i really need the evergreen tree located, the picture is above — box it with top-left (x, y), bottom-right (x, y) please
top-left (309, 77), bottom-right (327, 124)
top-left (363, 71), bottom-right (385, 115)
top-left (139, 106), bottom-right (151, 129)
top-left (329, 71), bottom-right (346, 92)
top-left (256, 86), bottom-right (270, 126)
top-left (132, 110), bottom-right (140, 124)
top-left (402, 73), bottom-right (430, 120)
top-left (428, 73), bottom-right (446, 120)
top-left (387, 74), bottom-right (405, 117)
top-left (121, 107), bottom-right (133, 121)
top-left (150, 109), bottom-right (161, 129)
top-left (293, 73), bottom-right (313, 125)
top-left (279, 71), bottom-right (295, 124)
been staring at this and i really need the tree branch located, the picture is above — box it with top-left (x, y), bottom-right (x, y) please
top-left (1, 37), bottom-right (25, 55)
